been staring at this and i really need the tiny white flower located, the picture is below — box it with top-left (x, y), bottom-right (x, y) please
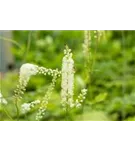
top-left (80, 100), bottom-right (83, 102)
top-left (82, 89), bottom-right (87, 93)
top-left (21, 103), bottom-right (31, 113)
top-left (34, 100), bottom-right (40, 104)
top-left (70, 103), bottom-right (75, 108)
top-left (76, 103), bottom-right (81, 108)
top-left (21, 100), bottom-right (41, 114)
top-left (75, 88), bottom-right (87, 108)
top-left (0, 92), bottom-right (7, 105)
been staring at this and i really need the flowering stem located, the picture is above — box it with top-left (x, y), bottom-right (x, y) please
top-left (91, 45), bottom-right (97, 75)
top-left (81, 31), bottom-right (92, 115)
top-left (89, 31), bottom-right (98, 99)
top-left (83, 31), bottom-right (91, 88)
top-left (36, 74), bottom-right (59, 121)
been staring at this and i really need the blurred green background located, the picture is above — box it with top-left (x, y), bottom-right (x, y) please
top-left (1, 30), bottom-right (135, 121)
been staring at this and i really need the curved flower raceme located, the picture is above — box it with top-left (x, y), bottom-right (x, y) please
top-left (14, 63), bottom-right (61, 101)
top-left (14, 63), bottom-right (39, 101)
top-left (36, 73), bottom-right (58, 120)
top-left (14, 63), bottom-right (61, 120)
top-left (19, 63), bottom-right (38, 84)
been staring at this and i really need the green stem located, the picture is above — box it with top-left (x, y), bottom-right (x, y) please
top-left (82, 31), bottom-right (92, 108)
top-left (1, 105), bottom-right (14, 121)
top-left (0, 36), bottom-right (22, 50)
top-left (15, 99), bottom-right (20, 121)
top-left (91, 31), bottom-right (98, 73)
top-left (82, 30), bottom-right (99, 117)
top-left (66, 106), bottom-right (70, 121)
top-left (121, 30), bottom-right (126, 120)
top-left (22, 31), bottom-right (32, 63)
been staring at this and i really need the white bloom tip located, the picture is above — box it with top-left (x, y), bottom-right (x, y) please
top-left (20, 63), bottom-right (38, 77)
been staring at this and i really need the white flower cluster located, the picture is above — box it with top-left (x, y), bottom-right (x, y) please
top-left (61, 46), bottom-right (88, 110)
top-left (14, 62), bottom-right (61, 120)
top-left (75, 89), bottom-right (87, 108)
top-left (36, 74), bottom-right (58, 120)
top-left (38, 67), bottom-right (61, 77)
top-left (0, 92), bottom-right (7, 105)
top-left (21, 100), bottom-right (40, 114)
top-left (61, 45), bottom-right (75, 109)
top-left (19, 63), bottom-right (38, 84)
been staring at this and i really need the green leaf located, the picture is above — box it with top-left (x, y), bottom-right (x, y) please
top-left (75, 111), bottom-right (110, 121)
top-left (94, 93), bottom-right (108, 103)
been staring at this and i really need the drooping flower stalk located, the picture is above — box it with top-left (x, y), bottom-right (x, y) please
top-left (36, 68), bottom-right (60, 120)
top-left (14, 63), bottom-right (38, 119)
top-left (61, 45), bottom-right (75, 110)
top-left (14, 63), bottom-right (61, 119)
top-left (14, 63), bottom-right (61, 100)
top-left (14, 63), bottom-right (38, 101)
top-left (37, 66), bottom-right (61, 77)
top-left (36, 72), bottom-right (58, 120)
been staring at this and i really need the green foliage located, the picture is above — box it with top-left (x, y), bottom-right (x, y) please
top-left (1, 30), bottom-right (135, 121)
top-left (75, 111), bottom-right (110, 121)
top-left (93, 93), bottom-right (108, 104)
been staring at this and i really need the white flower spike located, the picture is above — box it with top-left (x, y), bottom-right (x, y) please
top-left (61, 45), bottom-right (75, 109)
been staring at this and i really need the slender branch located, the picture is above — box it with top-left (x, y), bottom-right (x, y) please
top-left (22, 31), bottom-right (32, 63)
top-left (0, 36), bottom-right (22, 50)
top-left (14, 99), bottom-right (20, 120)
